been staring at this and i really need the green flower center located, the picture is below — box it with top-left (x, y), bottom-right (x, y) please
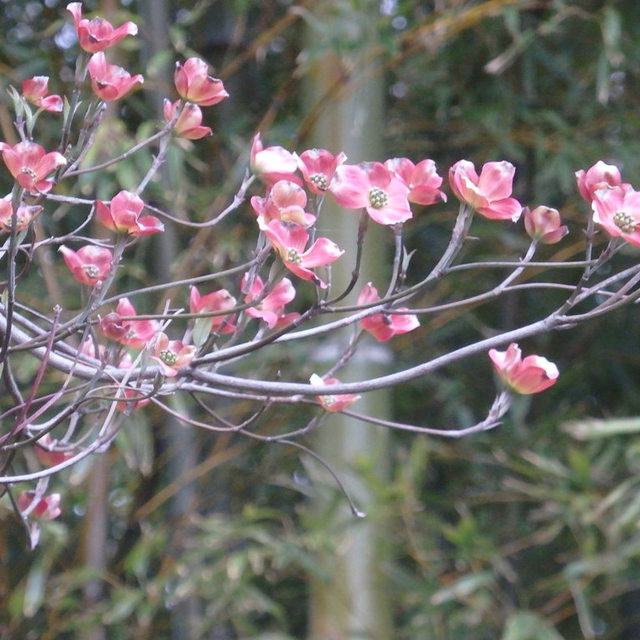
top-left (84, 265), bottom-right (99, 279)
top-left (21, 167), bottom-right (38, 179)
top-left (310, 174), bottom-right (329, 190)
top-left (369, 187), bottom-right (388, 209)
top-left (286, 248), bottom-right (302, 265)
top-left (322, 395), bottom-right (337, 406)
top-left (159, 350), bottom-right (178, 366)
top-left (613, 211), bottom-right (637, 234)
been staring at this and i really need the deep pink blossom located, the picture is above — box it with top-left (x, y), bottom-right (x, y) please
top-left (591, 183), bottom-right (640, 246)
top-left (0, 141), bottom-right (66, 194)
top-left (189, 287), bottom-right (237, 334)
top-left (296, 148), bottom-right (347, 194)
top-left (357, 282), bottom-right (420, 342)
top-left (310, 374), bottom-right (361, 412)
top-left (258, 218), bottom-right (343, 289)
top-left (488, 342), bottom-right (559, 394)
top-left (59, 244), bottom-right (113, 286)
top-left (163, 99), bottom-right (211, 140)
top-left (523, 206), bottom-right (569, 244)
top-left (35, 435), bottom-right (74, 467)
top-left (21, 76), bottom-right (63, 113)
top-left (0, 198), bottom-right (42, 232)
top-left (576, 161), bottom-right (622, 202)
top-left (87, 52), bottom-right (143, 102)
top-left (66, 2), bottom-right (138, 53)
top-left (152, 332), bottom-right (196, 377)
top-left (449, 160), bottom-right (522, 221)
top-left (330, 162), bottom-right (412, 225)
top-left (250, 133), bottom-right (299, 185)
top-left (250, 180), bottom-right (315, 227)
top-left (17, 491), bottom-right (61, 520)
top-left (114, 355), bottom-right (150, 412)
top-left (99, 298), bottom-right (159, 349)
top-left (385, 157), bottom-right (447, 206)
top-left (242, 273), bottom-right (299, 328)
top-left (174, 58), bottom-right (229, 107)
top-left (96, 190), bottom-right (163, 236)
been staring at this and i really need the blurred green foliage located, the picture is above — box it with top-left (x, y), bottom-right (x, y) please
top-left (3, 1), bottom-right (640, 638)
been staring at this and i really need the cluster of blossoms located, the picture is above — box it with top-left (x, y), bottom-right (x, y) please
top-left (4, 1), bottom-right (640, 532)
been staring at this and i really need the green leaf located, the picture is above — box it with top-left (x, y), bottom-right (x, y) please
top-left (501, 612), bottom-right (565, 640)
top-left (562, 416), bottom-right (640, 440)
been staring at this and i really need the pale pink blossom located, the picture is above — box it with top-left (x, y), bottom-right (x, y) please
top-left (163, 99), bottom-right (211, 140)
top-left (331, 162), bottom-right (412, 225)
top-left (87, 52), bottom-right (143, 102)
top-left (591, 183), bottom-right (640, 246)
top-left (21, 76), bottom-right (63, 113)
top-left (78, 338), bottom-right (105, 361)
top-left (449, 160), bottom-right (522, 221)
top-left (66, 2), bottom-right (138, 53)
top-left (189, 286), bottom-right (237, 334)
top-left (258, 217), bottom-right (343, 289)
top-left (152, 332), bottom-right (196, 377)
top-left (523, 206), bottom-right (568, 244)
top-left (296, 148), bottom-right (347, 194)
top-left (357, 283), bottom-right (420, 341)
top-left (576, 161), bottom-right (622, 202)
top-left (310, 373), bottom-right (361, 412)
top-left (250, 180), bottom-right (315, 227)
top-left (242, 273), bottom-right (299, 328)
top-left (384, 157), bottom-right (447, 206)
top-left (0, 141), bottom-right (66, 194)
top-left (17, 491), bottom-right (61, 520)
top-left (488, 342), bottom-right (559, 394)
top-left (96, 190), bottom-right (163, 236)
top-left (0, 197), bottom-right (42, 232)
top-left (59, 244), bottom-right (113, 286)
top-left (174, 58), bottom-right (228, 107)
top-left (99, 298), bottom-right (159, 349)
top-left (250, 133), bottom-right (299, 185)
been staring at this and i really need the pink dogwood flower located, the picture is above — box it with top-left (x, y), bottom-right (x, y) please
top-left (258, 217), bottom-right (343, 289)
top-left (385, 157), bottom-right (447, 206)
top-left (0, 198), bottom-right (42, 232)
top-left (576, 161), bottom-right (623, 202)
top-left (296, 148), bottom-right (347, 194)
top-left (242, 273), bottom-right (299, 328)
top-left (488, 342), bottom-right (558, 394)
top-left (163, 99), bottom-right (211, 140)
top-left (114, 354), bottom-right (150, 412)
top-left (250, 133), bottom-right (299, 185)
top-left (357, 282), bottom-right (420, 342)
top-left (99, 297), bottom-right (159, 349)
top-left (330, 162), bottom-right (412, 225)
top-left (96, 190), bottom-right (163, 236)
top-left (449, 160), bottom-right (522, 221)
top-left (87, 52), bottom-right (143, 102)
top-left (35, 435), bottom-right (74, 467)
top-left (0, 141), bottom-right (66, 194)
top-left (591, 183), bottom-right (640, 246)
top-left (17, 491), bottom-right (62, 520)
top-left (523, 206), bottom-right (569, 244)
top-left (174, 57), bottom-right (229, 107)
top-left (59, 244), bottom-right (113, 286)
top-left (310, 373), bottom-right (361, 412)
top-left (67, 2), bottom-right (138, 53)
top-left (250, 180), bottom-right (315, 227)
top-left (189, 286), bottom-right (237, 334)
top-left (21, 76), bottom-right (63, 113)
top-left (152, 332), bottom-right (196, 377)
